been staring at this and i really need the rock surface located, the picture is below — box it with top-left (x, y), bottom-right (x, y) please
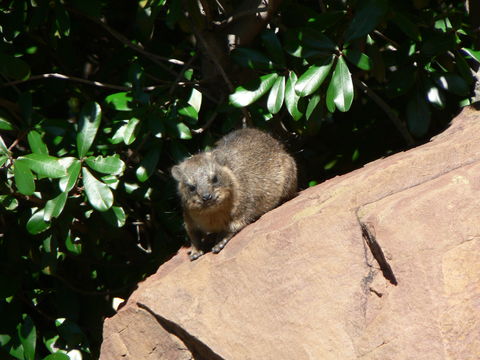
top-left (100, 107), bottom-right (480, 360)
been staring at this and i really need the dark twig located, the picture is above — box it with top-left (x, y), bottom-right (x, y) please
top-left (192, 109), bottom-right (220, 134)
top-left (373, 30), bottom-right (400, 49)
top-left (186, 13), bottom-right (251, 127)
top-left (68, 7), bottom-right (183, 77)
top-left (168, 55), bottom-right (198, 96)
top-left (353, 78), bottom-right (415, 146)
top-left (0, 72), bottom-right (180, 92)
top-left (1, 73), bottom-right (130, 91)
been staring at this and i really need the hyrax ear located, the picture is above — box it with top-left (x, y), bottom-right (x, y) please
top-left (212, 150), bottom-right (227, 166)
top-left (170, 165), bottom-right (183, 181)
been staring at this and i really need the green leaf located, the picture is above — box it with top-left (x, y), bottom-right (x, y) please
top-left (295, 56), bottom-right (334, 96)
top-left (18, 314), bottom-right (36, 360)
top-left (43, 334), bottom-right (60, 354)
top-left (267, 75), bottom-right (286, 114)
top-left (285, 30), bottom-right (336, 58)
top-left (0, 155), bottom-right (7, 168)
top-left (55, 318), bottom-right (85, 346)
top-left (229, 73), bottom-right (279, 107)
top-left (27, 130), bottom-right (49, 154)
top-left (177, 122), bottom-right (192, 139)
top-left (302, 30), bottom-right (337, 51)
top-left (0, 112), bottom-right (14, 130)
top-left (0, 135), bottom-right (9, 155)
top-left (178, 89), bottom-right (202, 122)
top-left (43, 192), bottom-right (68, 221)
top-left (54, 2), bottom-right (70, 37)
top-left (27, 209), bottom-right (51, 234)
top-left (324, 158), bottom-right (338, 170)
top-left (284, 31), bottom-right (305, 58)
top-left (101, 206), bottom-right (126, 227)
top-left (306, 10), bottom-right (346, 30)
top-left (101, 174), bottom-right (120, 189)
top-left (407, 90), bottom-right (431, 137)
top-left (386, 67), bottom-right (416, 97)
top-left (462, 48), bottom-right (480, 64)
top-left (455, 52), bottom-right (474, 84)
top-left (19, 92), bottom-right (33, 125)
top-left (326, 56), bottom-right (354, 112)
top-left (178, 104), bottom-right (198, 121)
top-left (344, 0), bottom-right (389, 42)
top-left (434, 17), bottom-right (452, 32)
top-left (344, 49), bottom-right (371, 71)
top-left (390, 11), bottom-right (421, 41)
top-left (77, 102), bottom-right (101, 158)
top-left (65, 232), bottom-right (82, 255)
top-left (425, 83), bottom-right (445, 109)
top-left (43, 353), bottom-right (70, 360)
top-left (105, 92), bottom-right (133, 111)
top-left (261, 30), bottom-right (286, 66)
top-left (231, 48), bottom-right (274, 70)
top-left (14, 159), bottom-right (35, 195)
top-left (434, 73), bottom-right (470, 96)
top-left (136, 147), bottom-right (161, 182)
top-left (187, 88), bottom-right (202, 113)
top-left (285, 71), bottom-right (303, 121)
top-left (169, 141), bottom-right (190, 163)
top-left (123, 117), bottom-right (140, 145)
top-left (0, 53), bottom-right (31, 80)
top-left (82, 167), bottom-right (114, 212)
top-left (306, 94), bottom-right (321, 120)
top-left (59, 159), bottom-right (81, 192)
top-left (421, 33), bottom-right (456, 57)
top-left (0, 195), bottom-right (19, 211)
top-left (19, 153), bottom-right (67, 178)
top-left (85, 154), bottom-right (125, 175)
top-left (111, 123), bottom-right (127, 144)
top-left (352, 148), bottom-right (360, 161)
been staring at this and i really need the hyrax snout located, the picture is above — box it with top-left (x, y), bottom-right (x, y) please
top-left (171, 128), bottom-right (297, 260)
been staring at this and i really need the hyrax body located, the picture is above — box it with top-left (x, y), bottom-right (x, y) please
top-left (171, 128), bottom-right (297, 260)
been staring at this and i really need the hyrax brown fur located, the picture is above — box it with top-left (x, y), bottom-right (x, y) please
top-left (171, 128), bottom-right (297, 260)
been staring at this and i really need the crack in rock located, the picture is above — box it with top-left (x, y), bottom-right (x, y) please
top-left (137, 302), bottom-right (225, 360)
top-left (360, 222), bottom-right (398, 286)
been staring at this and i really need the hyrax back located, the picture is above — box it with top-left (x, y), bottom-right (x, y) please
top-left (171, 128), bottom-right (297, 260)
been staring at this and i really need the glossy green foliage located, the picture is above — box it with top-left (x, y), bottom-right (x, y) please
top-left (229, 2), bottom-right (477, 136)
top-left (0, 0), bottom-right (478, 359)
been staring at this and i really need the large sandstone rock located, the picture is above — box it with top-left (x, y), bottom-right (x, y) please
top-left (100, 107), bottom-right (480, 360)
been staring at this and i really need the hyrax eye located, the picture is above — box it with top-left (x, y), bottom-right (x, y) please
top-left (188, 184), bottom-right (196, 192)
top-left (211, 175), bottom-right (218, 184)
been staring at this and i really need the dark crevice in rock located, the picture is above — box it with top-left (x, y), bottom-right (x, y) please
top-left (360, 222), bottom-right (398, 286)
top-left (137, 302), bottom-right (225, 360)
top-left (369, 287), bottom-right (383, 297)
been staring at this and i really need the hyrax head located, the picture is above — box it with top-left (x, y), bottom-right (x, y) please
top-left (171, 152), bottom-right (233, 211)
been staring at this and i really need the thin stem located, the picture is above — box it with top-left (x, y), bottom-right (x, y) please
top-left (186, 12), bottom-right (251, 126)
top-left (353, 78), bottom-right (415, 146)
top-left (1, 73), bottom-right (130, 91)
top-left (168, 55), bottom-right (198, 96)
top-left (68, 7), bottom-right (183, 76)
top-left (0, 72), bottom-right (177, 92)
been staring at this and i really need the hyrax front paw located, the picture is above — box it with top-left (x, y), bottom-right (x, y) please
top-left (212, 239), bottom-right (229, 254)
top-left (189, 249), bottom-right (204, 261)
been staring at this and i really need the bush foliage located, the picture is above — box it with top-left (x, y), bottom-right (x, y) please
top-left (0, 0), bottom-right (479, 358)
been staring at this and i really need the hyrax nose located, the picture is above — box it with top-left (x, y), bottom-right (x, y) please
top-left (202, 193), bottom-right (213, 201)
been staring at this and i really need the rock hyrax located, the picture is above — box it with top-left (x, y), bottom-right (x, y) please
top-left (171, 128), bottom-right (297, 260)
